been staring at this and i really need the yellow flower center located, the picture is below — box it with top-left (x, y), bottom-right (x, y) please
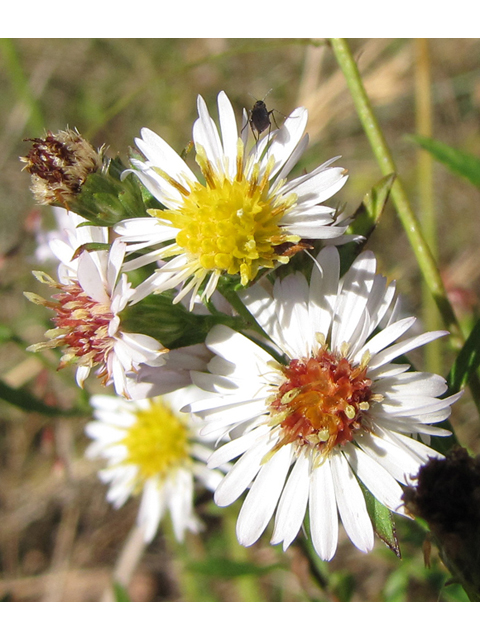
top-left (150, 142), bottom-right (299, 286)
top-left (120, 399), bottom-right (190, 484)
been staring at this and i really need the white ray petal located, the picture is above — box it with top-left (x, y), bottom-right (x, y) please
top-left (374, 371), bottom-right (448, 397)
top-left (356, 430), bottom-right (430, 484)
top-left (343, 442), bottom-right (405, 513)
top-left (355, 317), bottom-right (417, 362)
top-left (271, 450), bottom-right (310, 550)
top-left (138, 478), bottom-right (165, 542)
top-left (214, 433), bottom-right (274, 507)
top-left (76, 251), bottom-right (109, 304)
top-left (331, 451), bottom-right (374, 553)
top-left (168, 468), bottom-right (195, 542)
top-left (368, 331), bottom-right (449, 371)
top-left (136, 127), bottom-right (197, 185)
top-left (273, 273), bottom-right (311, 357)
top-left (309, 246), bottom-right (340, 339)
top-left (194, 95), bottom-right (224, 171)
top-left (309, 457), bottom-right (338, 561)
top-left (262, 107), bottom-right (308, 180)
top-left (331, 251), bottom-right (376, 351)
top-left (236, 444), bottom-right (293, 546)
top-left (217, 91), bottom-right (239, 179)
top-left (285, 167), bottom-right (348, 205)
top-left (208, 426), bottom-right (271, 469)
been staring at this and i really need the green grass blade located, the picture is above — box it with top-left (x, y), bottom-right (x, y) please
top-left (0, 378), bottom-right (88, 417)
top-left (339, 173), bottom-right (396, 274)
top-left (447, 317), bottom-right (480, 395)
top-left (0, 38), bottom-right (45, 132)
top-left (411, 134), bottom-right (480, 190)
top-left (186, 557), bottom-right (282, 578)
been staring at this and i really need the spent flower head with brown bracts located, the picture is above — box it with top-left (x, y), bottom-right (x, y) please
top-left (25, 235), bottom-right (168, 398)
top-left (185, 246), bottom-right (462, 560)
top-left (115, 91), bottom-right (350, 309)
top-left (85, 389), bottom-right (226, 542)
top-left (20, 128), bottom-right (103, 207)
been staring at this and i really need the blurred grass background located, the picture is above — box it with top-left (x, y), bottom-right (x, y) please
top-left (1, 38), bottom-right (479, 602)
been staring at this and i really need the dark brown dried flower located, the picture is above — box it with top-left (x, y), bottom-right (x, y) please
top-left (20, 129), bottom-right (102, 206)
top-left (402, 447), bottom-right (480, 601)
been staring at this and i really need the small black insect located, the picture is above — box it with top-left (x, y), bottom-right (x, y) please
top-left (248, 99), bottom-right (277, 141)
top-left (246, 92), bottom-right (294, 148)
top-left (242, 91), bottom-right (286, 144)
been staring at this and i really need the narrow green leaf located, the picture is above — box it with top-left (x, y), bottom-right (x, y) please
top-left (186, 557), bottom-right (281, 578)
top-left (0, 38), bottom-right (45, 132)
top-left (359, 481), bottom-right (401, 558)
top-left (71, 242), bottom-right (111, 260)
top-left (411, 135), bottom-right (480, 190)
top-left (447, 316), bottom-right (480, 394)
top-left (339, 173), bottom-right (396, 274)
top-left (356, 172), bottom-right (396, 233)
top-left (0, 379), bottom-right (88, 417)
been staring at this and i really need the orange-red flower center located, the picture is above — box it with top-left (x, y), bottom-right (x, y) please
top-left (47, 282), bottom-right (115, 376)
top-left (270, 347), bottom-right (373, 456)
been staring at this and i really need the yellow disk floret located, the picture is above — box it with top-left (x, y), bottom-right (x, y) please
top-left (150, 142), bottom-right (299, 287)
top-left (121, 399), bottom-right (190, 486)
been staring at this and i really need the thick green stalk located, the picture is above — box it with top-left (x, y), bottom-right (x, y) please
top-left (330, 38), bottom-right (461, 345)
top-left (330, 38), bottom-right (480, 416)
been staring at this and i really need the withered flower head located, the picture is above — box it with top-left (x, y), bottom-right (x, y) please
top-left (402, 448), bottom-right (480, 600)
top-left (20, 128), bottom-right (102, 206)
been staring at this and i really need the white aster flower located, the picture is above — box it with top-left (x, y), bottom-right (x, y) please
top-left (85, 389), bottom-right (225, 542)
top-left (33, 206), bottom-right (81, 264)
top-left (115, 91), bottom-right (349, 308)
top-left (33, 206), bottom-right (108, 280)
top-left (26, 238), bottom-right (167, 397)
top-left (186, 246), bottom-right (462, 560)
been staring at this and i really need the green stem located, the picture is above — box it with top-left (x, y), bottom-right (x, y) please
top-left (330, 39), bottom-right (460, 344)
top-left (330, 38), bottom-right (480, 414)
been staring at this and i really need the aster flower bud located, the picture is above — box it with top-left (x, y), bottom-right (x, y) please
top-left (21, 129), bottom-right (148, 227)
top-left (20, 128), bottom-right (103, 206)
